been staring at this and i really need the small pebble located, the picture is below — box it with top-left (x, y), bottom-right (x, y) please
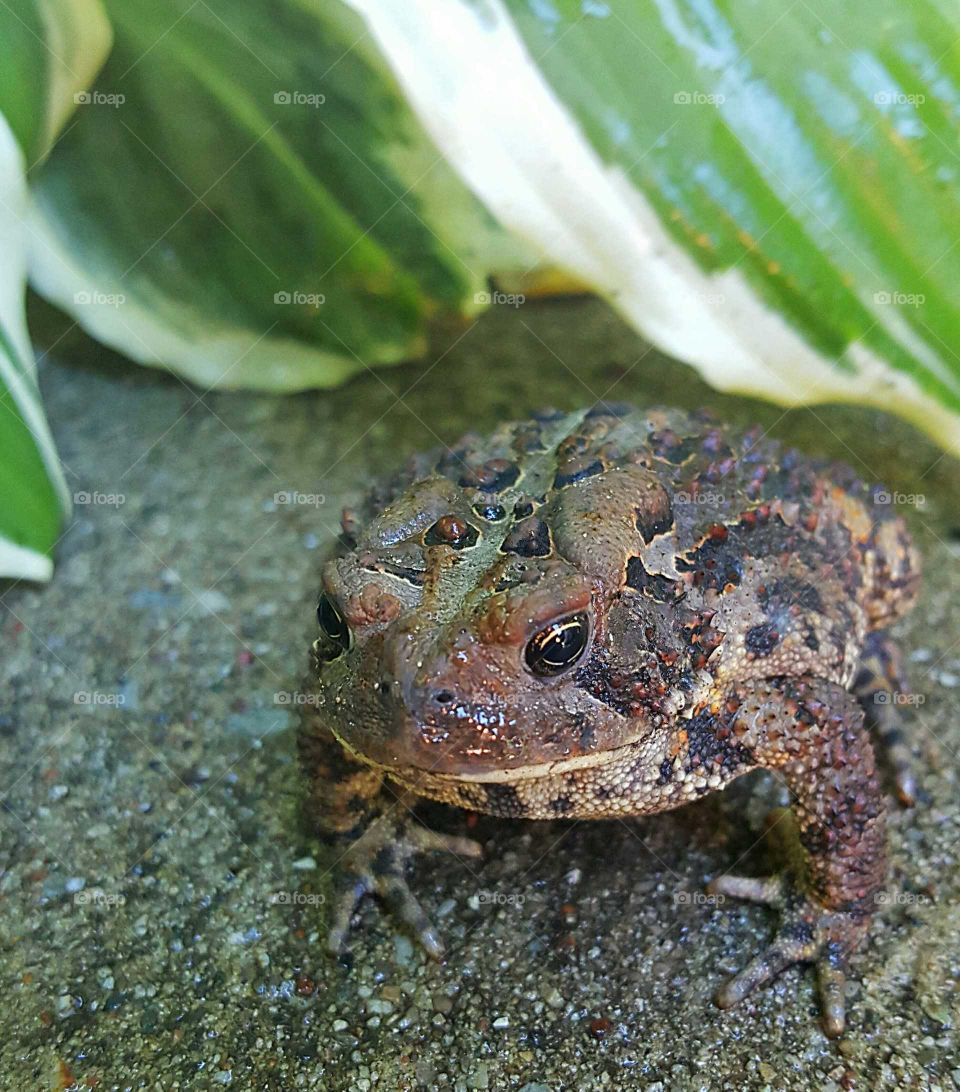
top-left (467, 1064), bottom-right (490, 1089)
top-left (543, 986), bottom-right (564, 1009)
top-left (394, 935), bottom-right (413, 965)
top-left (588, 1016), bottom-right (612, 1039)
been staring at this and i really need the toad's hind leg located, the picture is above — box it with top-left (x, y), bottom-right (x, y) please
top-left (852, 630), bottom-right (918, 806)
top-left (706, 678), bottom-right (886, 1038)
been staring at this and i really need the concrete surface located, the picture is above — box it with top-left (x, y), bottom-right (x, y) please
top-left (3, 296), bottom-right (960, 1090)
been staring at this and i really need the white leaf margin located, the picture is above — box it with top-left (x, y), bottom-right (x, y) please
top-left (35, 0), bottom-right (114, 162)
top-left (347, 0), bottom-right (960, 454)
top-left (1, 0), bottom-right (112, 580)
top-left (0, 113), bottom-right (70, 581)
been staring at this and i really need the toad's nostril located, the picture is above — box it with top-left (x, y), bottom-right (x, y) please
top-left (432, 689), bottom-right (456, 705)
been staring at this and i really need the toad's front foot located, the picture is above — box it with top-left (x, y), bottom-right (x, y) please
top-left (327, 811), bottom-right (483, 961)
top-left (707, 870), bottom-right (870, 1038)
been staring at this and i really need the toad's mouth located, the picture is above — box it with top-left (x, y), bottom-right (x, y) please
top-left (328, 722), bottom-right (644, 785)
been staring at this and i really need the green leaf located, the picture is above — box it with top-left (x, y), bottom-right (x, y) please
top-left (27, 0), bottom-right (532, 391)
top-left (351, 0), bottom-right (960, 453)
top-left (0, 0), bottom-right (111, 581)
top-left (1, 0), bottom-right (113, 166)
top-left (0, 118), bottom-right (67, 582)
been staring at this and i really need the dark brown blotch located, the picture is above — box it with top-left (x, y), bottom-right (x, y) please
top-left (424, 514), bottom-right (479, 549)
top-left (650, 429), bottom-right (697, 464)
top-left (636, 501), bottom-right (673, 544)
top-left (745, 622), bottom-right (780, 657)
top-left (459, 458), bottom-right (520, 493)
top-left (501, 516), bottom-right (552, 558)
top-left (474, 502), bottom-right (507, 522)
top-left (553, 457), bottom-right (604, 489)
top-left (625, 556), bottom-right (678, 602)
top-left (676, 536), bottom-right (744, 591)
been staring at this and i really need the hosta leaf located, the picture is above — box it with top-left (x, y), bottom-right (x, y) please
top-left (27, 0), bottom-right (533, 391)
top-left (350, 0), bottom-right (960, 453)
top-left (0, 0), bottom-right (111, 581)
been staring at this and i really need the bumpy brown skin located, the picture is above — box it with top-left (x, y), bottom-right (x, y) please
top-left (298, 405), bottom-right (921, 1037)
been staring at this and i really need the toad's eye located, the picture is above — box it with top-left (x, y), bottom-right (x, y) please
top-left (524, 612), bottom-right (590, 677)
top-left (316, 594), bottom-right (351, 658)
